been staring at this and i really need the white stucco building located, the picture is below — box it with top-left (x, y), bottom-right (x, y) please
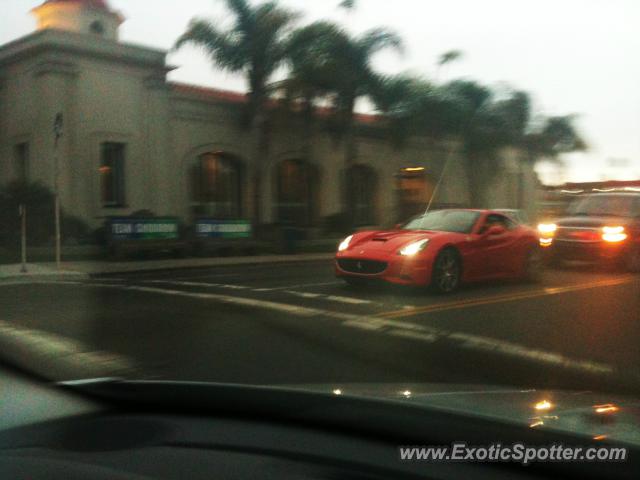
top-left (0, 0), bottom-right (538, 237)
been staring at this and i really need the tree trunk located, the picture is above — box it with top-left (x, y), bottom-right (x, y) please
top-left (464, 153), bottom-right (485, 208)
top-left (342, 97), bottom-right (358, 225)
top-left (301, 95), bottom-right (315, 162)
top-left (252, 110), bottom-right (270, 231)
top-left (517, 160), bottom-right (525, 210)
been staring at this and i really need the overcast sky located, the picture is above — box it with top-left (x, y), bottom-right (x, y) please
top-left (3, 0), bottom-right (640, 184)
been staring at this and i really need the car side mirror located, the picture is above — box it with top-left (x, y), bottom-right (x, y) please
top-left (486, 225), bottom-right (506, 236)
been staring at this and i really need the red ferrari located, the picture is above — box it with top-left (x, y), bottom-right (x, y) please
top-left (335, 209), bottom-right (542, 293)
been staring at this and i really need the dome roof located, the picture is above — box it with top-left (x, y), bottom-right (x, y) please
top-left (42, 0), bottom-right (112, 11)
top-left (33, 0), bottom-right (125, 38)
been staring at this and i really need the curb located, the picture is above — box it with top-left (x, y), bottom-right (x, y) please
top-left (1, 254), bottom-right (336, 280)
top-left (90, 254), bottom-right (336, 277)
top-left (0, 273), bottom-right (90, 284)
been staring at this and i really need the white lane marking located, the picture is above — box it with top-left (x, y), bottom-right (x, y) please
top-left (58, 281), bottom-right (323, 318)
top-left (145, 280), bottom-right (249, 290)
top-left (340, 314), bottom-right (613, 374)
top-left (40, 280), bottom-right (619, 376)
top-left (388, 329), bottom-right (439, 343)
top-left (325, 295), bottom-right (372, 305)
top-left (342, 319), bottom-right (386, 331)
top-left (0, 319), bottom-right (138, 378)
top-left (0, 281), bottom-right (33, 287)
top-left (283, 290), bottom-right (323, 299)
top-left (257, 281), bottom-right (343, 292)
top-left (141, 280), bottom-right (374, 306)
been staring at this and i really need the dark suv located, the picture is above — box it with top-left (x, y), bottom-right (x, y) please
top-left (540, 192), bottom-right (640, 272)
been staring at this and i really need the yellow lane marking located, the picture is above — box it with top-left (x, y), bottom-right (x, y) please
top-left (379, 275), bottom-right (637, 319)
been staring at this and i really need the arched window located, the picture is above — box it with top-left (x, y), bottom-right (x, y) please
top-left (396, 167), bottom-right (434, 221)
top-left (347, 165), bottom-right (378, 226)
top-left (191, 152), bottom-right (242, 218)
top-left (276, 159), bottom-right (316, 225)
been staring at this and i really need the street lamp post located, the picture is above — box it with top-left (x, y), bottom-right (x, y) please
top-left (53, 113), bottom-right (63, 269)
top-left (20, 204), bottom-right (27, 273)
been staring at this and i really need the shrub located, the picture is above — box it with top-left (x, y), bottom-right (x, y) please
top-left (0, 181), bottom-right (91, 248)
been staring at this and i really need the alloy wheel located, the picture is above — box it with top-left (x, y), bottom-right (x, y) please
top-left (432, 249), bottom-right (461, 294)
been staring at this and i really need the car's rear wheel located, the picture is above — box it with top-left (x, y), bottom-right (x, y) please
top-left (430, 248), bottom-right (461, 294)
top-left (523, 246), bottom-right (543, 283)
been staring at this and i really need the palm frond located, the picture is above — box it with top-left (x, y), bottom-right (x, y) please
top-left (174, 19), bottom-right (245, 71)
top-left (357, 28), bottom-right (404, 56)
top-left (437, 50), bottom-right (463, 67)
top-left (338, 0), bottom-right (356, 11)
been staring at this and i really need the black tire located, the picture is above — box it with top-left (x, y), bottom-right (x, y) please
top-left (430, 248), bottom-right (462, 294)
top-left (523, 246), bottom-right (543, 283)
top-left (543, 249), bottom-right (563, 269)
top-left (626, 246), bottom-right (640, 273)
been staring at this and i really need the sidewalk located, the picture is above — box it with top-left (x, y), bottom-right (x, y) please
top-left (0, 253), bottom-right (334, 281)
top-left (0, 263), bottom-right (89, 282)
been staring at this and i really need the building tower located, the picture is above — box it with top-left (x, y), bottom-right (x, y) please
top-left (31, 0), bottom-right (125, 41)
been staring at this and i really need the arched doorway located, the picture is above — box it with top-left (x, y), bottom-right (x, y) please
top-left (396, 167), bottom-right (435, 221)
top-left (190, 152), bottom-right (243, 218)
top-left (275, 159), bottom-right (317, 226)
top-left (346, 165), bottom-right (378, 226)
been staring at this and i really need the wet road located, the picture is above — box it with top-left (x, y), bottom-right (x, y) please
top-left (1, 260), bottom-right (639, 393)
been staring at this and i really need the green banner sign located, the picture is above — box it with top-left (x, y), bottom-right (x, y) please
top-left (109, 218), bottom-right (179, 241)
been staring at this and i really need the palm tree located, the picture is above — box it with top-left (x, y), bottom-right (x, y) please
top-left (527, 115), bottom-right (587, 158)
top-left (436, 80), bottom-right (499, 206)
top-left (370, 74), bottom-right (445, 146)
top-left (282, 21), bottom-right (346, 159)
top-left (332, 28), bottom-right (402, 225)
top-left (436, 49), bottom-right (463, 82)
top-left (174, 0), bottom-right (299, 226)
top-left (283, 23), bottom-right (402, 223)
top-left (325, 28), bottom-right (403, 183)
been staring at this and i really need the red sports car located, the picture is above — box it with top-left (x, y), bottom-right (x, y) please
top-left (335, 209), bottom-right (542, 293)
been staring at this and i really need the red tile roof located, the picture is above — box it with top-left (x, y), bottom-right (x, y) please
top-left (171, 83), bottom-right (381, 125)
top-left (171, 83), bottom-right (248, 103)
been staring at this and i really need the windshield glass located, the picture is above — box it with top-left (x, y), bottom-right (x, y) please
top-left (2, 0), bottom-right (640, 450)
top-left (567, 195), bottom-right (639, 217)
top-left (403, 210), bottom-right (480, 233)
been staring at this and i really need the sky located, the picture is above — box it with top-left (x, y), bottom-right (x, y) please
top-left (3, 0), bottom-right (640, 185)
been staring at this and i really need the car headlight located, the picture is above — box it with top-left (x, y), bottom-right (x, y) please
top-left (539, 237), bottom-right (553, 248)
top-left (399, 239), bottom-right (430, 256)
top-left (602, 226), bottom-right (627, 243)
top-left (338, 235), bottom-right (354, 252)
top-left (537, 223), bottom-right (557, 236)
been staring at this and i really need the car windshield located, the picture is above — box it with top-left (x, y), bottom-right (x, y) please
top-left (2, 0), bottom-right (640, 451)
top-left (403, 210), bottom-right (480, 233)
top-left (567, 195), bottom-right (639, 217)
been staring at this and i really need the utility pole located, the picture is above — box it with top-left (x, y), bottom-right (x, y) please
top-left (20, 205), bottom-right (27, 273)
top-left (53, 113), bottom-right (64, 270)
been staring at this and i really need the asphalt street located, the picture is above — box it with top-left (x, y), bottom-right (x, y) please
top-left (1, 260), bottom-right (639, 394)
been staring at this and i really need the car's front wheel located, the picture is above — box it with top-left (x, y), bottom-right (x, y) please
top-left (523, 246), bottom-right (543, 283)
top-left (430, 248), bottom-right (461, 294)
